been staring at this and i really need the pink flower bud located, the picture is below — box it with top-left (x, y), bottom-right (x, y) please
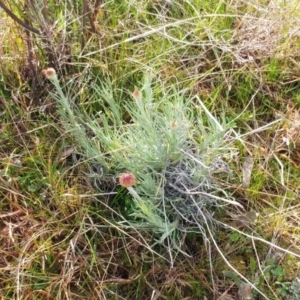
top-left (42, 68), bottom-right (57, 79)
top-left (132, 89), bottom-right (141, 100)
top-left (171, 122), bottom-right (177, 129)
top-left (119, 173), bottom-right (136, 188)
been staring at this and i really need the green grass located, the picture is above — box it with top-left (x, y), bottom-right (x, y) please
top-left (1, 0), bottom-right (300, 299)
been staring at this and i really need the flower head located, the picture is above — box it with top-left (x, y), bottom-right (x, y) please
top-left (42, 68), bottom-right (57, 79)
top-left (132, 89), bottom-right (141, 100)
top-left (119, 173), bottom-right (136, 188)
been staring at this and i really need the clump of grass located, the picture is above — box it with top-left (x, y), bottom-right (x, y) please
top-left (45, 68), bottom-right (238, 240)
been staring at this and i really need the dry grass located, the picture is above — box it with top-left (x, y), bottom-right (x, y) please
top-left (233, 0), bottom-right (300, 63)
